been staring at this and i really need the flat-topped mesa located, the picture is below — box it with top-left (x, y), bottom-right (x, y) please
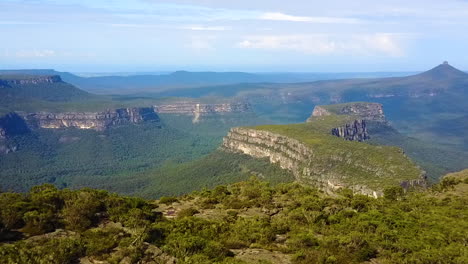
top-left (308, 102), bottom-right (386, 142)
top-left (0, 75), bottom-right (63, 85)
top-left (222, 125), bottom-right (426, 198)
top-left (21, 107), bottom-right (160, 131)
top-left (154, 102), bottom-right (251, 114)
top-left (309, 102), bottom-right (386, 122)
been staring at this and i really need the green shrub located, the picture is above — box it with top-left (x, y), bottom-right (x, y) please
top-left (159, 196), bottom-right (179, 205)
top-left (178, 208), bottom-right (200, 218)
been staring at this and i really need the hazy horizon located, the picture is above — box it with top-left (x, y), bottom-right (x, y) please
top-left (2, 0), bottom-right (468, 72)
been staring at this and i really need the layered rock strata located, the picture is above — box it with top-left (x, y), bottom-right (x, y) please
top-left (154, 103), bottom-right (250, 114)
top-left (309, 103), bottom-right (386, 122)
top-left (154, 102), bottom-right (251, 123)
top-left (21, 107), bottom-right (160, 131)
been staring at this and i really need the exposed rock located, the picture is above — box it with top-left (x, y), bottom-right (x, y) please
top-left (154, 102), bottom-right (250, 122)
top-left (308, 102), bottom-right (386, 122)
top-left (311, 106), bottom-right (332, 117)
top-left (331, 120), bottom-right (369, 142)
top-left (154, 102), bottom-right (250, 115)
top-left (21, 107), bottom-right (160, 131)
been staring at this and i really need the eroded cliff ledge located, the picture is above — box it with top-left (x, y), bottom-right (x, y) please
top-left (0, 75), bottom-right (63, 85)
top-left (154, 102), bottom-right (251, 123)
top-left (20, 107), bottom-right (160, 131)
top-left (154, 102), bottom-right (250, 114)
top-left (308, 102), bottom-right (386, 122)
top-left (222, 103), bottom-right (426, 197)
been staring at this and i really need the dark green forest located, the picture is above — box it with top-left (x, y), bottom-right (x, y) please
top-left (0, 113), bottom-right (272, 197)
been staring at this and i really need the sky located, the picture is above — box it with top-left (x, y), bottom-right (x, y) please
top-left (1, 0), bottom-right (468, 72)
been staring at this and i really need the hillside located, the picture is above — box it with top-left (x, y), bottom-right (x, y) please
top-left (0, 172), bottom-right (466, 264)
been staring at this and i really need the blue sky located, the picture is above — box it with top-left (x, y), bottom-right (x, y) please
top-left (1, 0), bottom-right (468, 72)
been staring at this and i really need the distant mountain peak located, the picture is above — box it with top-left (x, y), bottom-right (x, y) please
top-left (418, 62), bottom-right (468, 80)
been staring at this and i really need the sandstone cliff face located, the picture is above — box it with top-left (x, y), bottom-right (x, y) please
top-left (154, 102), bottom-right (251, 123)
top-left (309, 103), bottom-right (386, 122)
top-left (22, 107), bottom-right (160, 131)
top-left (154, 103), bottom-right (250, 114)
top-left (331, 120), bottom-right (369, 142)
top-left (223, 127), bottom-right (425, 197)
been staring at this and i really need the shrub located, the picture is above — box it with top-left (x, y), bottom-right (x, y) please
top-left (159, 196), bottom-right (179, 205)
top-left (178, 208), bottom-right (200, 218)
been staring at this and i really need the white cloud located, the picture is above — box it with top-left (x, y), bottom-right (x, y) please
top-left (14, 49), bottom-right (56, 58)
top-left (259, 12), bottom-right (362, 24)
top-left (182, 25), bottom-right (229, 31)
top-left (238, 34), bottom-right (406, 56)
top-left (186, 36), bottom-right (217, 52)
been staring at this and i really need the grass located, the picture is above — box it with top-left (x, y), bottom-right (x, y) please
top-left (318, 102), bottom-right (372, 114)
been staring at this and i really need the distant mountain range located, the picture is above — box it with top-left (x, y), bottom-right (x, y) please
top-left (0, 69), bottom-right (417, 94)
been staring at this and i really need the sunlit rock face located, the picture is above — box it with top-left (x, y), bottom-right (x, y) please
top-left (154, 102), bottom-right (250, 115)
top-left (309, 103), bottom-right (386, 122)
top-left (21, 107), bottom-right (160, 131)
top-left (154, 102), bottom-right (251, 123)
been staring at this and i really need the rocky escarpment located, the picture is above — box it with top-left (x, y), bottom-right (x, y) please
top-left (154, 102), bottom-right (250, 114)
top-left (21, 107), bottom-right (160, 131)
top-left (222, 127), bottom-right (425, 197)
top-left (309, 102), bottom-right (386, 122)
top-left (154, 102), bottom-right (251, 123)
top-left (1, 75), bottom-right (63, 85)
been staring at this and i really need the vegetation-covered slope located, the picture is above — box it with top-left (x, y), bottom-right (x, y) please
top-left (1, 173), bottom-right (467, 264)
top-left (248, 121), bottom-right (423, 192)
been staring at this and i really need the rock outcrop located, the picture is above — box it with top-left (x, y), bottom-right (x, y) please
top-left (154, 102), bottom-right (250, 114)
top-left (21, 107), bottom-right (160, 131)
top-left (309, 102), bottom-right (386, 122)
top-left (154, 102), bottom-right (251, 123)
top-left (331, 120), bottom-right (369, 142)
